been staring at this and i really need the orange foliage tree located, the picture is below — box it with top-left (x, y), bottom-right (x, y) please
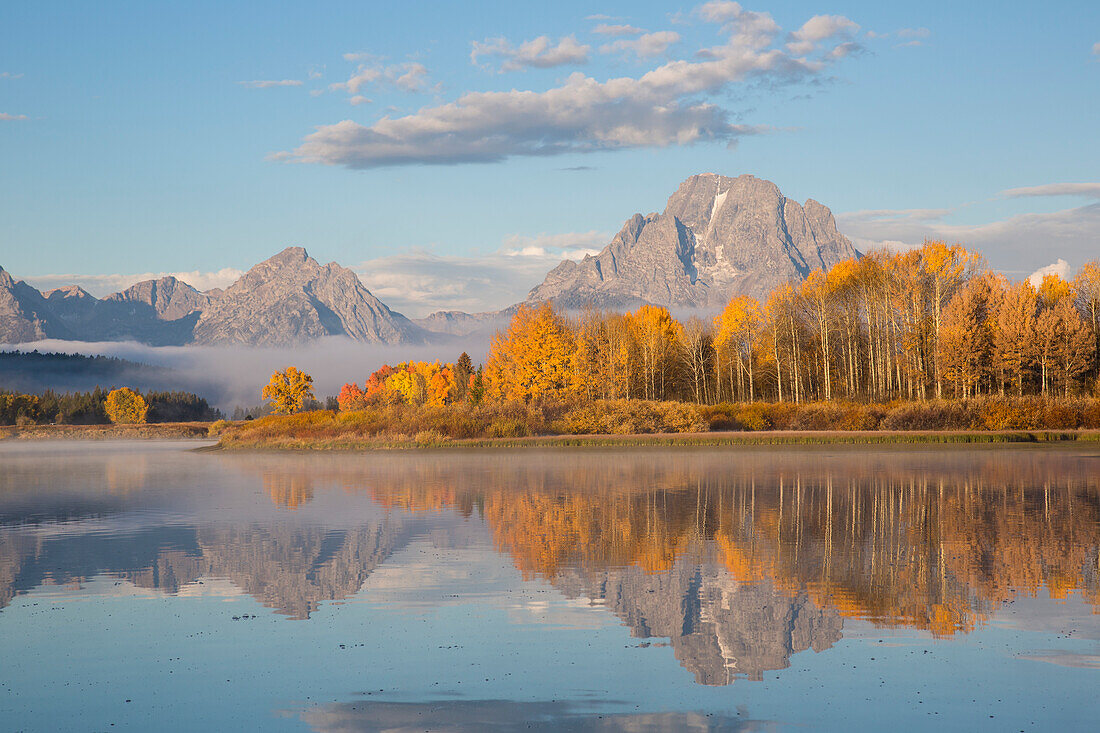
top-left (485, 303), bottom-right (579, 402)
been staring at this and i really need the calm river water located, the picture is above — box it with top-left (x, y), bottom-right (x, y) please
top-left (1, 441), bottom-right (1098, 731)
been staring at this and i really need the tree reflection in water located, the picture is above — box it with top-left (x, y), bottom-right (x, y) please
top-left (2, 446), bottom-right (1098, 684)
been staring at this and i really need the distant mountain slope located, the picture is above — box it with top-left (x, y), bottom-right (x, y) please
top-left (0, 266), bottom-right (71, 342)
top-left (412, 309), bottom-right (513, 339)
top-left (2, 174), bottom-right (859, 345)
top-left (191, 247), bottom-right (424, 346)
top-left (526, 173), bottom-right (858, 309)
top-left (1, 249), bottom-right (425, 347)
top-left (104, 276), bottom-right (213, 321)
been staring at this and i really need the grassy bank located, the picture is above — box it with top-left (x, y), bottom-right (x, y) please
top-left (214, 429), bottom-right (1100, 451)
top-left (211, 397), bottom-right (1100, 450)
top-left (0, 422), bottom-right (215, 441)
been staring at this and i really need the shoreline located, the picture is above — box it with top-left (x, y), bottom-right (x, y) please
top-left (0, 422), bottom-right (213, 441)
top-left (211, 428), bottom-right (1100, 451)
top-left (6, 423), bottom-right (1100, 449)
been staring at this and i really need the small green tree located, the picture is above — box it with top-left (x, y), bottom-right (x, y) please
top-left (262, 367), bottom-right (315, 415)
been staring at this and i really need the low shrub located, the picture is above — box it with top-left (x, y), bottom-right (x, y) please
top-left (214, 395), bottom-right (1100, 447)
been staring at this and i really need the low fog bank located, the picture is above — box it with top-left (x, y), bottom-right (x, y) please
top-left (2, 336), bottom-right (492, 410)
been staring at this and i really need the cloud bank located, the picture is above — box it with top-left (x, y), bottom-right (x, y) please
top-left (838, 201), bottom-right (1100, 274)
top-left (1001, 182), bottom-right (1100, 199)
top-left (355, 230), bottom-right (609, 316)
top-left (278, 2), bottom-right (861, 169)
top-left (22, 268), bottom-right (245, 297)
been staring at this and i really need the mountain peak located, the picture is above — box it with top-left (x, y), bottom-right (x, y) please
top-left (44, 285), bottom-right (93, 301)
top-left (191, 248), bottom-right (423, 346)
top-left (264, 246), bottom-right (311, 267)
top-left (527, 173), bottom-right (857, 309)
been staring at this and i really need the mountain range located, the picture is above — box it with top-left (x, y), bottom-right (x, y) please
top-left (0, 174), bottom-right (858, 347)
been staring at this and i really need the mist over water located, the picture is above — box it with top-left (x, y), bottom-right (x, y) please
top-left (3, 336), bottom-right (492, 409)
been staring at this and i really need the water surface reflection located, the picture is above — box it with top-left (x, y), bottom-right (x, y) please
top-left (2, 443), bottom-right (1098, 690)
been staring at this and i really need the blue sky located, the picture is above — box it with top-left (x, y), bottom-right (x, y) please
top-left (1, 0), bottom-right (1098, 316)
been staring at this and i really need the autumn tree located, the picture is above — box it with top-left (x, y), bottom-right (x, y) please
top-left (678, 317), bottom-right (715, 404)
top-left (938, 277), bottom-right (993, 398)
top-left (337, 381), bottom-right (366, 412)
top-left (105, 387), bottom-right (148, 424)
top-left (1074, 261), bottom-right (1100, 384)
top-left (992, 281), bottom-right (1038, 395)
top-left (799, 270), bottom-right (836, 400)
top-left (1039, 298), bottom-right (1096, 396)
top-left (485, 303), bottom-right (579, 402)
top-left (262, 367), bottom-right (315, 415)
top-left (714, 295), bottom-right (761, 401)
top-left (921, 241), bottom-right (981, 398)
top-left (630, 305), bottom-right (682, 400)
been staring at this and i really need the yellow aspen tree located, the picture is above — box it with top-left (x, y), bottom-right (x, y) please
top-left (105, 388), bottom-right (148, 424)
top-left (920, 241), bottom-right (981, 398)
top-left (714, 295), bottom-right (762, 402)
top-left (632, 305), bottom-right (682, 401)
top-left (1048, 298), bottom-right (1096, 396)
top-left (937, 276), bottom-right (993, 398)
top-left (993, 281), bottom-right (1038, 395)
top-left (799, 270), bottom-right (835, 400)
top-left (1074, 262), bottom-right (1100, 365)
top-left (262, 367), bottom-right (315, 414)
top-left (485, 303), bottom-right (579, 402)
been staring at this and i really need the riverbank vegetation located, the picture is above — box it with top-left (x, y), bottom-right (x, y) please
top-left (347, 242), bottom-right (1100, 409)
top-left (221, 242), bottom-right (1100, 448)
top-left (213, 395), bottom-right (1100, 449)
top-left (0, 387), bottom-right (221, 426)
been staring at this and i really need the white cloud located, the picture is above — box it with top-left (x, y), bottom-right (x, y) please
top-left (280, 4), bottom-right (841, 170)
top-left (0, 112), bottom-right (28, 121)
top-left (838, 203), bottom-right (1100, 275)
top-left (470, 35), bottom-right (590, 72)
top-left (498, 230), bottom-right (608, 258)
top-left (22, 268), bottom-right (245, 297)
top-left (694, 2), bottom-right (780, 49)
top-left (1001, 182), bottom-right (1100, 199)
top-left (1027, 259), bottom-right (1072, 288)
top-left (0, 72), bottom-right (24, 79)
top-left (354, 231), bottom-right (610, 316)
top-left (1094, 41), bottom-right (1100, 56)
top-left (786, 14), bottom-right (860, 56)
top-left (330, 60), bottom-right (430, 96)
top-left (349, 95), bottom-right (371, 106)
top-left (237, 79), bottom-right (303, 88)
top-left (696, 1), bottom-right (749, 24)
top-left (593, 24), bottom-right (645, 37)
top-left (897, 27), bottom-right (930, 39)
top-left (601, 31), bottom-right (681, 60)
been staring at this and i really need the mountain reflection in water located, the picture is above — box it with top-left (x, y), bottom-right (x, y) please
top-left (1, 444), bottom-right (1098, 686)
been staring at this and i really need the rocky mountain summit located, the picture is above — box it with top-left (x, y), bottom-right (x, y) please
top-left (0, 248), bottom-right (424, 346)
top-left (554, 556), bottom-right (842, 684)
top-left (2, 174), bottom-right (859, 345)
top-left (192, 247), bottom-right (423, 346)
top-left (526, 173), bottom-right (858, 309)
